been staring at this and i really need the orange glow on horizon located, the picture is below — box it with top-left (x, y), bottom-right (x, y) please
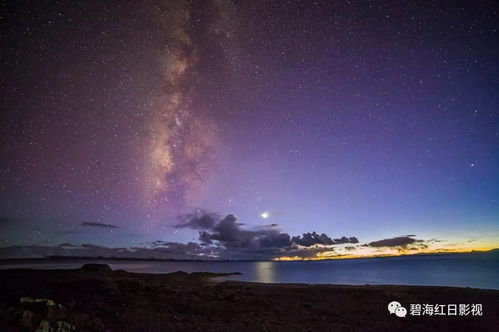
top-left (273, 246), bottom-right (497, 262)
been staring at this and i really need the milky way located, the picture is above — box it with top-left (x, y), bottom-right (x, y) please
top-left (146, 1), bottom-right (220, 214)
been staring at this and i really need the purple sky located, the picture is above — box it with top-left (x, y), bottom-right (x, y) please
top-left (1, 0), bottom-right (498, 259)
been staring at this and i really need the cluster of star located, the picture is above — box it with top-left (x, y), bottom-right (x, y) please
top-left (0, 0), bottom-right (497, 253)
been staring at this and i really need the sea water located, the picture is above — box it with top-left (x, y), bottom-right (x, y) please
top-left (1, 252), bottom-right (498, 289)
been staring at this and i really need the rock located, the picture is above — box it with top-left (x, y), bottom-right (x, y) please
top-left (80, 264), bottom-right (112, 273)
top-left (36, 319), bottom-right (51, 332)
top-left (21, 297), bottom-right (56, 307)
top-left (113, 269), bottom-right (129, 277)
top-left (55, 320), bottom-right (76, 332)
top-left (20, 297), bottom-right (56, 316)
top-left (36, 320), bottom-right (76, 332)
top-left (19, 310), bottom-right (40, 330)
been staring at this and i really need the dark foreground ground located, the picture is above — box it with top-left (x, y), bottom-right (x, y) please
top-left (0, 264), bottom-right (497, 331)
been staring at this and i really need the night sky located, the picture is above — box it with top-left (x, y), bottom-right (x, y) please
top-left (1, 0), bottom-right (498, 260)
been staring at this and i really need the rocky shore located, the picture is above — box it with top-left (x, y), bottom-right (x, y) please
top-left (0, 264), bottom-right (497, 331)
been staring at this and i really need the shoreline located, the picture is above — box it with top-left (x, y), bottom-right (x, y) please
top-left (1, 264), bottom-right (498, 331)
top-left (0, 247), bottom-right (497, 264)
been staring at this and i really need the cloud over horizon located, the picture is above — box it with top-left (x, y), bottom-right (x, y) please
top-left (291, 232), bottom-right (359, 246)
top-left (0, 212), bottom-right (443, 261)
top-left (173, 212), bottom-right (360, 260)
top-left (367, 236), bottom-right (420, 248)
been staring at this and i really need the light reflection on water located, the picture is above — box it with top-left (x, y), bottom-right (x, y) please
top-left (1, 253), bottom-right (498, 289)
top-left (255, 261), bottom-right (275, 283)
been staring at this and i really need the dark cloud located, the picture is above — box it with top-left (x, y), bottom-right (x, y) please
top-left (409, 243), bottom-right (429, 251)
top-left (291, 232), bottom-right (358, 246)
top-left (198, 214), bottom-right (293, 251)
top-left (427, 238), bottom-right (445, 243)
top-left (292, 232), bottom-right (334, 246)
top-left (149, 240), bottom-right (170, 247)
top-left (368, 236), bottom-right (420, 248)
top-left (81, 222), bottom-right (118, 229)
top-left (0, 235), bottom-right (435, 261)
top-left (175, 210), bottom-right (219, 229)
top-left (333, 236), bottom-right (359, 244)
top-left (174, 212), bottom-right (361, 260)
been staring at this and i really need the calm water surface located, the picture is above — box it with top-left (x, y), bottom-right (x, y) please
top-left (1, 254), bottom-right (498, 289)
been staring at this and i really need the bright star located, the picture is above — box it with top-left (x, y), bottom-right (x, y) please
top-left (260, 212), bottom-right (270, 219)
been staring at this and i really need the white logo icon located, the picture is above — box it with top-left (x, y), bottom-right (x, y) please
top-left (388, 301), bottom-right (401, 314)
top-left (395, 307), bottom-right (407, 317)
top-left (388, 301), bottom-right (407, 317)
